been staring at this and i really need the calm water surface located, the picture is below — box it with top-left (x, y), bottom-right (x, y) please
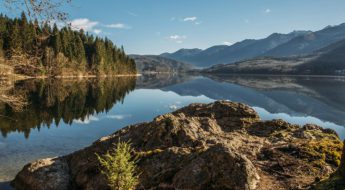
top-left (0, 74), bottom-right (345, 184)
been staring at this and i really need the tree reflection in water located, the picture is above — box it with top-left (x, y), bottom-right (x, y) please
top-left (0, 77), bottom-right (136, 138)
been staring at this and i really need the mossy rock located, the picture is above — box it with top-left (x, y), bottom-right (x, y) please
top-left (313, 140), bottom-right (345, 190)
top-left (312, 175), bottom-right (345, 190)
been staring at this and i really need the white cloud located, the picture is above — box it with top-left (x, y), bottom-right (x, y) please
top-left (183, 16), bottom-right (197, 22)
top-left (169, 35), bottom-right (187, 43)
top-left (170, 17), bottom-right (176, 21)
top-left (244, 19), bottom-right (250, 24)
top-left (74, 115), bottom-right (99, 124)
top-left (106, 114), bottom-right (131, 120)
top-left (265, 9), bottom-right (271, 13)
top-left (70, 18), bottom-right (98, 31)
top-left (49, 20), bottom-right (65, 29)
top-left (105, 23), bottom-right (130, 29)
top-left (93, 29), bottom-right (102, 34)
top-left (169, 35), bottom-right (186, 40)
top-left (182, 16), bottom-right (201, 25)
top-left (223, 41), bottom-right (233, 46)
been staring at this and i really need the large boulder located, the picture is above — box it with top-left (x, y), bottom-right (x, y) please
top-left (13, 158), bottom-right (71, 190)
top-left (12, 101), bottom-right (344, 190)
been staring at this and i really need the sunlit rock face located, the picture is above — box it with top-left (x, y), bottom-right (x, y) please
top-left (339, 140), bottom-right (345, 176)
top-left (12, 101), bottom-right (343, 190)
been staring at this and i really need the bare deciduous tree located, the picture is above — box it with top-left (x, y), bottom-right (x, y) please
top-left (3, 0), bottom-right (72, 23)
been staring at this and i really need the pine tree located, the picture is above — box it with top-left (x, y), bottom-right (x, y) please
top-left (96, 141), bottom-right (139, 190)
top-left (93, 38), bottom-right (106, 73)
top-left (51, 24), bottom-right (61, 55)
top-left (8, 20), bottom-right (22, 53)
top-left (74, 34), bottom-right (86, 67)
top-left (0, 15), bottom-right (5, 57)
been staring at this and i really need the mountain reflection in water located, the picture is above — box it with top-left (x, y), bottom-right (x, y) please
top-left (0, 74), bottom-right (344, 183)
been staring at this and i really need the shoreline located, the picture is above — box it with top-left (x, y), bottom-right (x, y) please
top-left (199, 72), bottom-right (345, 78)
top-left (4, 71), bottom-right (345, 81)
top-left (1, 73), bottom-right (142, 81)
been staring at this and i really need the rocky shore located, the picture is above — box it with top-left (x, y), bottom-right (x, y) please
top-left (12, 101), bottom-right (344, 190)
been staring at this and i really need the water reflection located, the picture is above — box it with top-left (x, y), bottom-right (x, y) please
top-left (1, 74), bottom-right (345, 139)
top-left (0, 74), bottom-right (344, 183)
top-left (163, 75), bottom-right (345, 127)
top-left (0, 77), bottom-right (136, 138)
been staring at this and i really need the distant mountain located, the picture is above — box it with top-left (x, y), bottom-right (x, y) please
top-left (161, 31), bottom-right (309, 68)
top-left (162, 23), bottom-right (345, 68)
top-left (130, 55), bottom-right (194, 73)
top-left (296, 38), bottom-right (345, 75)
top-left (203, 38), bottom-right (345, 75)
top-left (265, 23), bottom-right (345, 57)
top-left (202, 56), bottom-right (313, 74)
top-left (160, 48), bottom-right (202, 61)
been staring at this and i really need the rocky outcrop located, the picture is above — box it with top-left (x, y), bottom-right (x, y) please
top-left (312, 140), bottom-right (345, 190)
top-left (12, 101), bottom-right (344, 190)
top-left (339, 140), bottom-right (345, 176)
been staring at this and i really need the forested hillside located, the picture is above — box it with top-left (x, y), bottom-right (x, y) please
top-left (130, 55), bottom-right (193, 73)
top-left (0, 13), bottom-right (136, 77)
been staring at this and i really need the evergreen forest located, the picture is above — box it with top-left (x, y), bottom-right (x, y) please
top-left (0, 13), bottom-right (136, 77)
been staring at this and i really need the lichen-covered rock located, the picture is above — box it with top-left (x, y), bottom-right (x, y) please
top-left (12, 101), bottom-right (344, 190)
top-left (172, 144), bottom-right (260, 190)
top-left (312, 142), bottom-right (345, 190)
top-left (339, 140), bottom-right (345, 176)
top-left (13, 158), bottom-right (71, 190)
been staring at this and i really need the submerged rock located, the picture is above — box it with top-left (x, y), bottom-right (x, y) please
top-left (12, 101), bottom-right (344, 190)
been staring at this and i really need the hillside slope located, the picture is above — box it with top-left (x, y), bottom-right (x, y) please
top-left (203, 38), bottom-right (345, 75)
top-left (265, 24), bottom-right (345, 57)
top-left (130, 55), bottom-right (194, 73)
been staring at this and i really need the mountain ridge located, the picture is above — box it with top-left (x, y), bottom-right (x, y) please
top-left (202, 38), bottom-right (345, 75)
top-left (161, 23), bottom-right (345, 68)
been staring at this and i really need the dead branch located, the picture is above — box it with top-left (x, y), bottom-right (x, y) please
top-left (3, 0), bottom-right (72, 23)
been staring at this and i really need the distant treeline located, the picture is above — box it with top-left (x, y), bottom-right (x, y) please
top-left (0, 13), bottom-right (136, 76)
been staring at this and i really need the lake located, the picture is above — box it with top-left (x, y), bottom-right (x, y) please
top-left (1, 74), bottom-right (345, 185)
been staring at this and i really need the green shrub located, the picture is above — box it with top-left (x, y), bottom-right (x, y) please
top-left (96, 141), bottom-right (139, 190)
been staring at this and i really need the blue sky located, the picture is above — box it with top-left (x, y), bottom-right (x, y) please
top-left (2, 0), bottom-right (345, 54)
